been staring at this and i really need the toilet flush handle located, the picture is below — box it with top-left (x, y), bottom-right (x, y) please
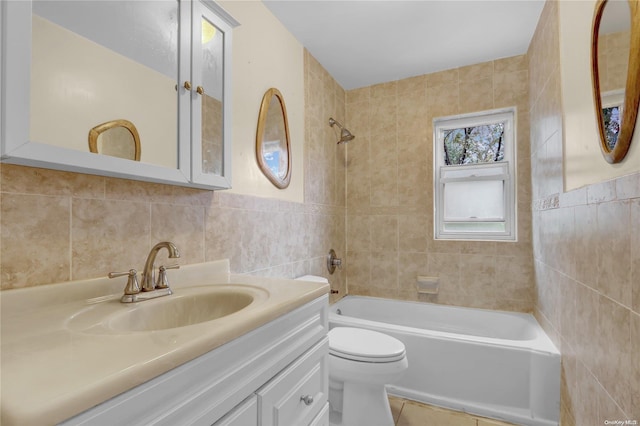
top-left (300, 395), bottom-right (314, 406)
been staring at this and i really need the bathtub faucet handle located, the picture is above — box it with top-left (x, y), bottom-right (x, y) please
top-left (327, 249), bottom-right (342, 274)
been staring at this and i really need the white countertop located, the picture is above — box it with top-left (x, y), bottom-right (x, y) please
top-left (0, 260), bottom-right (328, 426)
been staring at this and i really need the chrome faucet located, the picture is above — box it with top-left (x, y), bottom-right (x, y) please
top-left (142, 241), bottom-right (180, 291)
top-left (109, 242), bottom-right (180, 303)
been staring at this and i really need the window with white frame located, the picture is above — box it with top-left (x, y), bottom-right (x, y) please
top-left (433, 108), bottom-right (517, 241)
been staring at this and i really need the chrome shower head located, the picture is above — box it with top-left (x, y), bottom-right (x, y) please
top-left (328, 117), bottom-right (355, 144)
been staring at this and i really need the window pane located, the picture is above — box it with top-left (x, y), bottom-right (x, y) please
top-left (443, 123), bottom-right (505, 165)
top-left (441, 162), bottom-right (507, 180)
top-left (443, 180), bottom-right (504, 221)
top-left (443, 222), bottom-right (506, 233)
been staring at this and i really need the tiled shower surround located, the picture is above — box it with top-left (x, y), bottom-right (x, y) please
top-left (1, 4), bottom-right (639, 425)
top-left (528, 2), bottom-right (639, 424)
top-left (343, 54), bottom-right (533, 312)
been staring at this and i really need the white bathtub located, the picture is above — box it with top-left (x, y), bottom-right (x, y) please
top-left (329, 296), bottom-right (560, 426)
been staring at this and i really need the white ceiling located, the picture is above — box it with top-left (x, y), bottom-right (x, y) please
top-left (263, 0), bottom-right (546, 90)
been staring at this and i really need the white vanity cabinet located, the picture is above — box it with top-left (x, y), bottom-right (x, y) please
top-left (0, 0), bottom-right (236, 190)
top-left (60, 296), bottom-right (329, 426)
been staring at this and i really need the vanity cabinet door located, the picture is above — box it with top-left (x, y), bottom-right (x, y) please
top-left (257, 339), bottom-right (329, 426)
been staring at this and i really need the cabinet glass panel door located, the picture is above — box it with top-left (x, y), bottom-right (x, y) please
top-left (191, 1), bottom-right (232, 187)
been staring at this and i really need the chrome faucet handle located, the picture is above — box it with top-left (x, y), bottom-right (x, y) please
top-left (156, 264), bottom-right (179, 289)
top-left (327, 249), bottom-right (343, 274)
top-left (109, 269), bottom-right (140, 295)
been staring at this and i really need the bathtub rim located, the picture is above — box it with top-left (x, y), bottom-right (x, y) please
top-left (329, 295), bottom-right (559, 356)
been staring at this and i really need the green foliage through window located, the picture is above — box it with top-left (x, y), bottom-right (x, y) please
top-left (443, 123), bottom-right (505, 165)
top-left (602, 106), bottom-right (621, 150)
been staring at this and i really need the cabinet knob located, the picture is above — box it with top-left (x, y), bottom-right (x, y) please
top-left (183, 81), bottom-right (192, 91)
top-left (196, 85), bottom-right (204, 95)
top-left (300, 395), bottom-right (314, 406)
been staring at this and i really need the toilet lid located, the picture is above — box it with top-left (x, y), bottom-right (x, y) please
top-left (328, 327), bottom-right (406, 362)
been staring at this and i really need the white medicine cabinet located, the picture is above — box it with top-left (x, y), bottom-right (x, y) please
top-left (0, 0), bottom-right (238, 190)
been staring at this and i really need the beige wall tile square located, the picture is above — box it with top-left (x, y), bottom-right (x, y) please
top-left (631, 199), bottom-right (640, 313)
top-left (370, 96), bottom-right (398, 135)
top-left (427, 82), bottom-right (459, 117)
top-left (71, 198), bottom-right (150, 280)
top-left (596, 201), bottom-right (631, 307)
top-left (371, 81), bottom-right (397, 99)
top-left (370, 215), bottom-right (398, 252)
top-left (346, 86), bottom-right (370, 104)
top-left (151, 204), bottom-right (205, 266)
top-left (595, 295), bottom-right (631, 415)
top-left (370, 251), bottom-right (398, 292)
top-left (494, 70), bottom-right (529, 106)
top-left (426, 68), bottom-right (459, 87)
top-left (347, 215), bottom-right (371, 252)
top-left (598, 385), bottom-right (627, 426)
top-left (1, 165), bottom-right (105, 198)
top-left (631, 313), bottom-right (640, 420)
top-left (459, 61), bottom-right (493, 81)
top-left (397, 74), bottom-right (426, 95)
top-left (426, 252), bottom-right (461, 294)
top-left (1, 193), bottom-right (71, 289)
top-left (494, 55), bottom-right (528, 73)
top-left (459, 77), bottom-right (494, 113)
top-left (575, 362), bottom-right (599, 425)
top-left (398, 214), bottom-right (430, 253)
top-left (345, 250), bottom-right (371, 290)
top-left (398, 252), bottom-right (429, 295)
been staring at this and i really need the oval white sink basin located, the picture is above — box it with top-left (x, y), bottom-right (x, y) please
top-left (67, 285), bottom-right (268, 333)
top-left (109, 290), bottom-right (254, 332)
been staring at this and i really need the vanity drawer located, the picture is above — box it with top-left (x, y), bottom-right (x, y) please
top-left (309, 402), bottom-right (329, 426)
top-left (212, 395), bottom-right (257, 426)
top-left (257, 337), bottom-right (328, 426)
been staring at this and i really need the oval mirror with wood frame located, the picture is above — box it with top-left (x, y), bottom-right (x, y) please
top-left (256, 88), bottom-right (292, 189)
top-left (591, 0), bottom-right (640, 163)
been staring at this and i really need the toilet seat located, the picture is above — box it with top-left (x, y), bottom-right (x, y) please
top-left (328, 327), bottom-right (406, 363)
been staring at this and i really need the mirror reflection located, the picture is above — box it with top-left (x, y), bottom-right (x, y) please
top-left (30, 1), bottom-right (180, 168)
top-left (256, 88), bottom-right (291, 189)
top-left (201, 17), bottom-right (224, 175)
top-left (592, 0), bottom-right (640, 164)
top-left (88, 120), bottom-right (141, 161)
top-left (596, 0), bottom-right (631, 150)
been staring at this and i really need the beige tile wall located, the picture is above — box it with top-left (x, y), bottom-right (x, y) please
top-left (528, 1), bottom-right (640, 424)
top-left (0, 49), bottom-right (347, 303)
top-left (598, 30), bottom-right (631, 93)
top-left (344, 56), bottom-right (533, 311)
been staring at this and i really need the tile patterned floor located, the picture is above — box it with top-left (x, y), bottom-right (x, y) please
top-left (389, 397), bottom-right (518, 426)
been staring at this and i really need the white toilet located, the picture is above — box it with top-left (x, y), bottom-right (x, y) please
top-left (294, 275), bottom-right (408, 426)
top-left (327, 327), bottom-right (408, 426)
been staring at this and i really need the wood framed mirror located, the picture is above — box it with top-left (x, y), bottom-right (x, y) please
top-left (591, 0), bottom-right (640, 163)
top-left (256, 88), bottom-right (292, 189)
top-left (89, 119), bottom-right (141, 161)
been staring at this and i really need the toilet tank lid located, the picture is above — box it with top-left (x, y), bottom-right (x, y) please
top-left (295, 275), bottom-right (329, 284)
